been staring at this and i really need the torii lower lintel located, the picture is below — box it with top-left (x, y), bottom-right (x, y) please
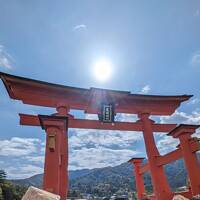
top-left (19, 113), bottom-right (177, 132)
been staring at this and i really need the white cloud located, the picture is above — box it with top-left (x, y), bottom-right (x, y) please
top-left (191, 50), bottom-right (200, 66)
top-left (140, 85), bottom-right (151, 94)
top-left (6, 164), bottom-right (43, 179)
top-left (157, 110), bottom-right (200, 154)
top-left (157, 135), bottom-right (179, 154)
top-left (0, 45), bottom-right (13, 69)
top-left (68, 112), bottom-right (143, 170)
top-left (0, 129), bottom-right (143, 178)
top-left (69, 147), bottom-right (140, 170)
top-left (73, 24), bottom-right (87, 31)
top-left (0, 137), bottom-right (45, 179)
top-left (69, 127), bottom-right (143, 170)
top-left (160, 110), bottom-right (200, 138)
top-left (85, 114), bottom-right (98, 120)
top-left (69, 129), bottom-right (143, 149)
top-left (115, 113), bottom-right (138, 122)
top-left (160, 110), bottom-right (200, 125)
top-left (0, 137), bottom-right (41, 156)
top-left (26, 155), bottom-right (45, 164)
top-left (187, 98), bottom-right (200, 105)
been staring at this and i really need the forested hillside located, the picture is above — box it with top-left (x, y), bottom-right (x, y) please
top-left (12, 157), bottom-right (195, 197)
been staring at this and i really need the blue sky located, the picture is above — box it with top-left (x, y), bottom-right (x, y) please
top-left (0, 0), bottom-right (200, 179)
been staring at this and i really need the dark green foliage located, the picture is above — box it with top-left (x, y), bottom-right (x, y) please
top-left (0, 187), bottom-right (3, 200)
top-left (1, 181), bottom-right (27, 200)
top-left (68, 189), bottom-right (83, 198)
top-left (164, 159), bottom-right (188, 191)
top-left (0, 170), bottom-right (27, 200)
top-left (0, 171), bottom-right (6, 184)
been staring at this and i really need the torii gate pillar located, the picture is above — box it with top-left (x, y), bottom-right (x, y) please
top-left (139, 113), bottom-right (172, 200)
top-left (168, 125), bottom-right (200, 196)
top-left (39, 115), bottom-right (68, 200)
top-left (129, 158), bottom-right (145, 200)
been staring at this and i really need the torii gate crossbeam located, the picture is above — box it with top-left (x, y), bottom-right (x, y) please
top-left (19, 113), bottom-right (176, 132)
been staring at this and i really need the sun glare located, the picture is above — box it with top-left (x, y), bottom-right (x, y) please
top-left (93, 59), bottom-right (112, 82)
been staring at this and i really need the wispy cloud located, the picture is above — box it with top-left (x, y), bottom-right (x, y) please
top-left (6, 164), bottom-right (43, 179)
top-left (70, 129), bottom-right (142, 150)
top-left (0, 137), bottom-right (41, 156)
top-left (191, 50), bottom-right (200, 66)
top-left (140, 85), bottom-right (151, 94)
top-left (69, 147), bottom-right (140, 170)
top-left (69, 124), bottom-right (143, 170)
top-left (187, 98), bottom-right (200, 105)
top-left (157, 135), bottom-right (179, 154)
top-left (0, 137), bottom-right (45, 179)
top-left (73, 24), bottom-right (87, 31)
top-left (194, 9), bottom-right (200, 17)
top-left (155, 110), bottom-right (200, 155)
top-left (156, 110), bottom-right (200, 154)
top-left (67, 111), bottom-right (143, 170)
top-left (115, 113), bottom-right (138, 122)
top-left (160, 110), bottom-right (200, 125)
top-left (0, 45), bottom-right (14, 69)
top-left (25, 155), bottom-right (45, 164)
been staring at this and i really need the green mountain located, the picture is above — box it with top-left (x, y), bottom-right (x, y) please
top-left (11, 157), bottom-right (195, 197)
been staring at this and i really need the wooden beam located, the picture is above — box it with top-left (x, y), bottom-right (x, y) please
top-left (19, 114), bottom-right (176, 132)
top-left (156, 140), bottom-right (200, 166)
top-left (139, 163), bottom-right (150, 174)
top-left (139, 149), bottom-right (183, 174)
top-left (139, 141), bottom-right (200, 174)
top-left (156, 148), bottom-right (182, 166)
top-left (0, 72), bottom-right (192, 115)
top-left (190, 138), bottom-right (200, 153)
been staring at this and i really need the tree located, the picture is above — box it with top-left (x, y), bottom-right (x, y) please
top-left (1, 182), bottom-right (14, 200)
top-left (0, 187), bottom-right (3, 200)
top-left (68, 189), bottom-right (83, 198)
top-left (0, 170), bottom-right (27, 200)
top-left (0, 170), bottom-right (6, 200)
top-left (13, 184), bottom-right (27, 200)
top-left (0, 170), bottom-right (6, 184)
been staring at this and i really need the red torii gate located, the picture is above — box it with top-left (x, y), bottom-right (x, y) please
top-left (129, 125), bottom-right (200, 200)
top-left (0, 72), bottom-right (196, 200)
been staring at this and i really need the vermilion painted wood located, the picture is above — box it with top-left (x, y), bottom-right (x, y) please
top-left (0, 72), bottom-right (192, 115)
top-left (39, 115), bottom-right (68, 200)
top-left (129, 158), bottom-right (145, 200)
top-left (139, 140), bottom-right (200, 174)
top-left (190, 137), bottom-right (200, 152)
top-left (139, 113), bottom-right (173, 200)
top-left (139, 149), bottom-right (183, 174)
top-left (19, 113), bottom-right (177, 132)
top-left (169, 124), bottom-right (200, 196)
top-left (139, 163), bottom-right (150, 174)
top-left (156, 148), bottom-right (182, 166)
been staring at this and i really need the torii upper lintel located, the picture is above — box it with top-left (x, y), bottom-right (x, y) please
top-left (0, 72), bottom-right (192, 115)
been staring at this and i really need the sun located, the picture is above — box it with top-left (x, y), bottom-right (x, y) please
top-left (93, 59), bottom-right (112, 82)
